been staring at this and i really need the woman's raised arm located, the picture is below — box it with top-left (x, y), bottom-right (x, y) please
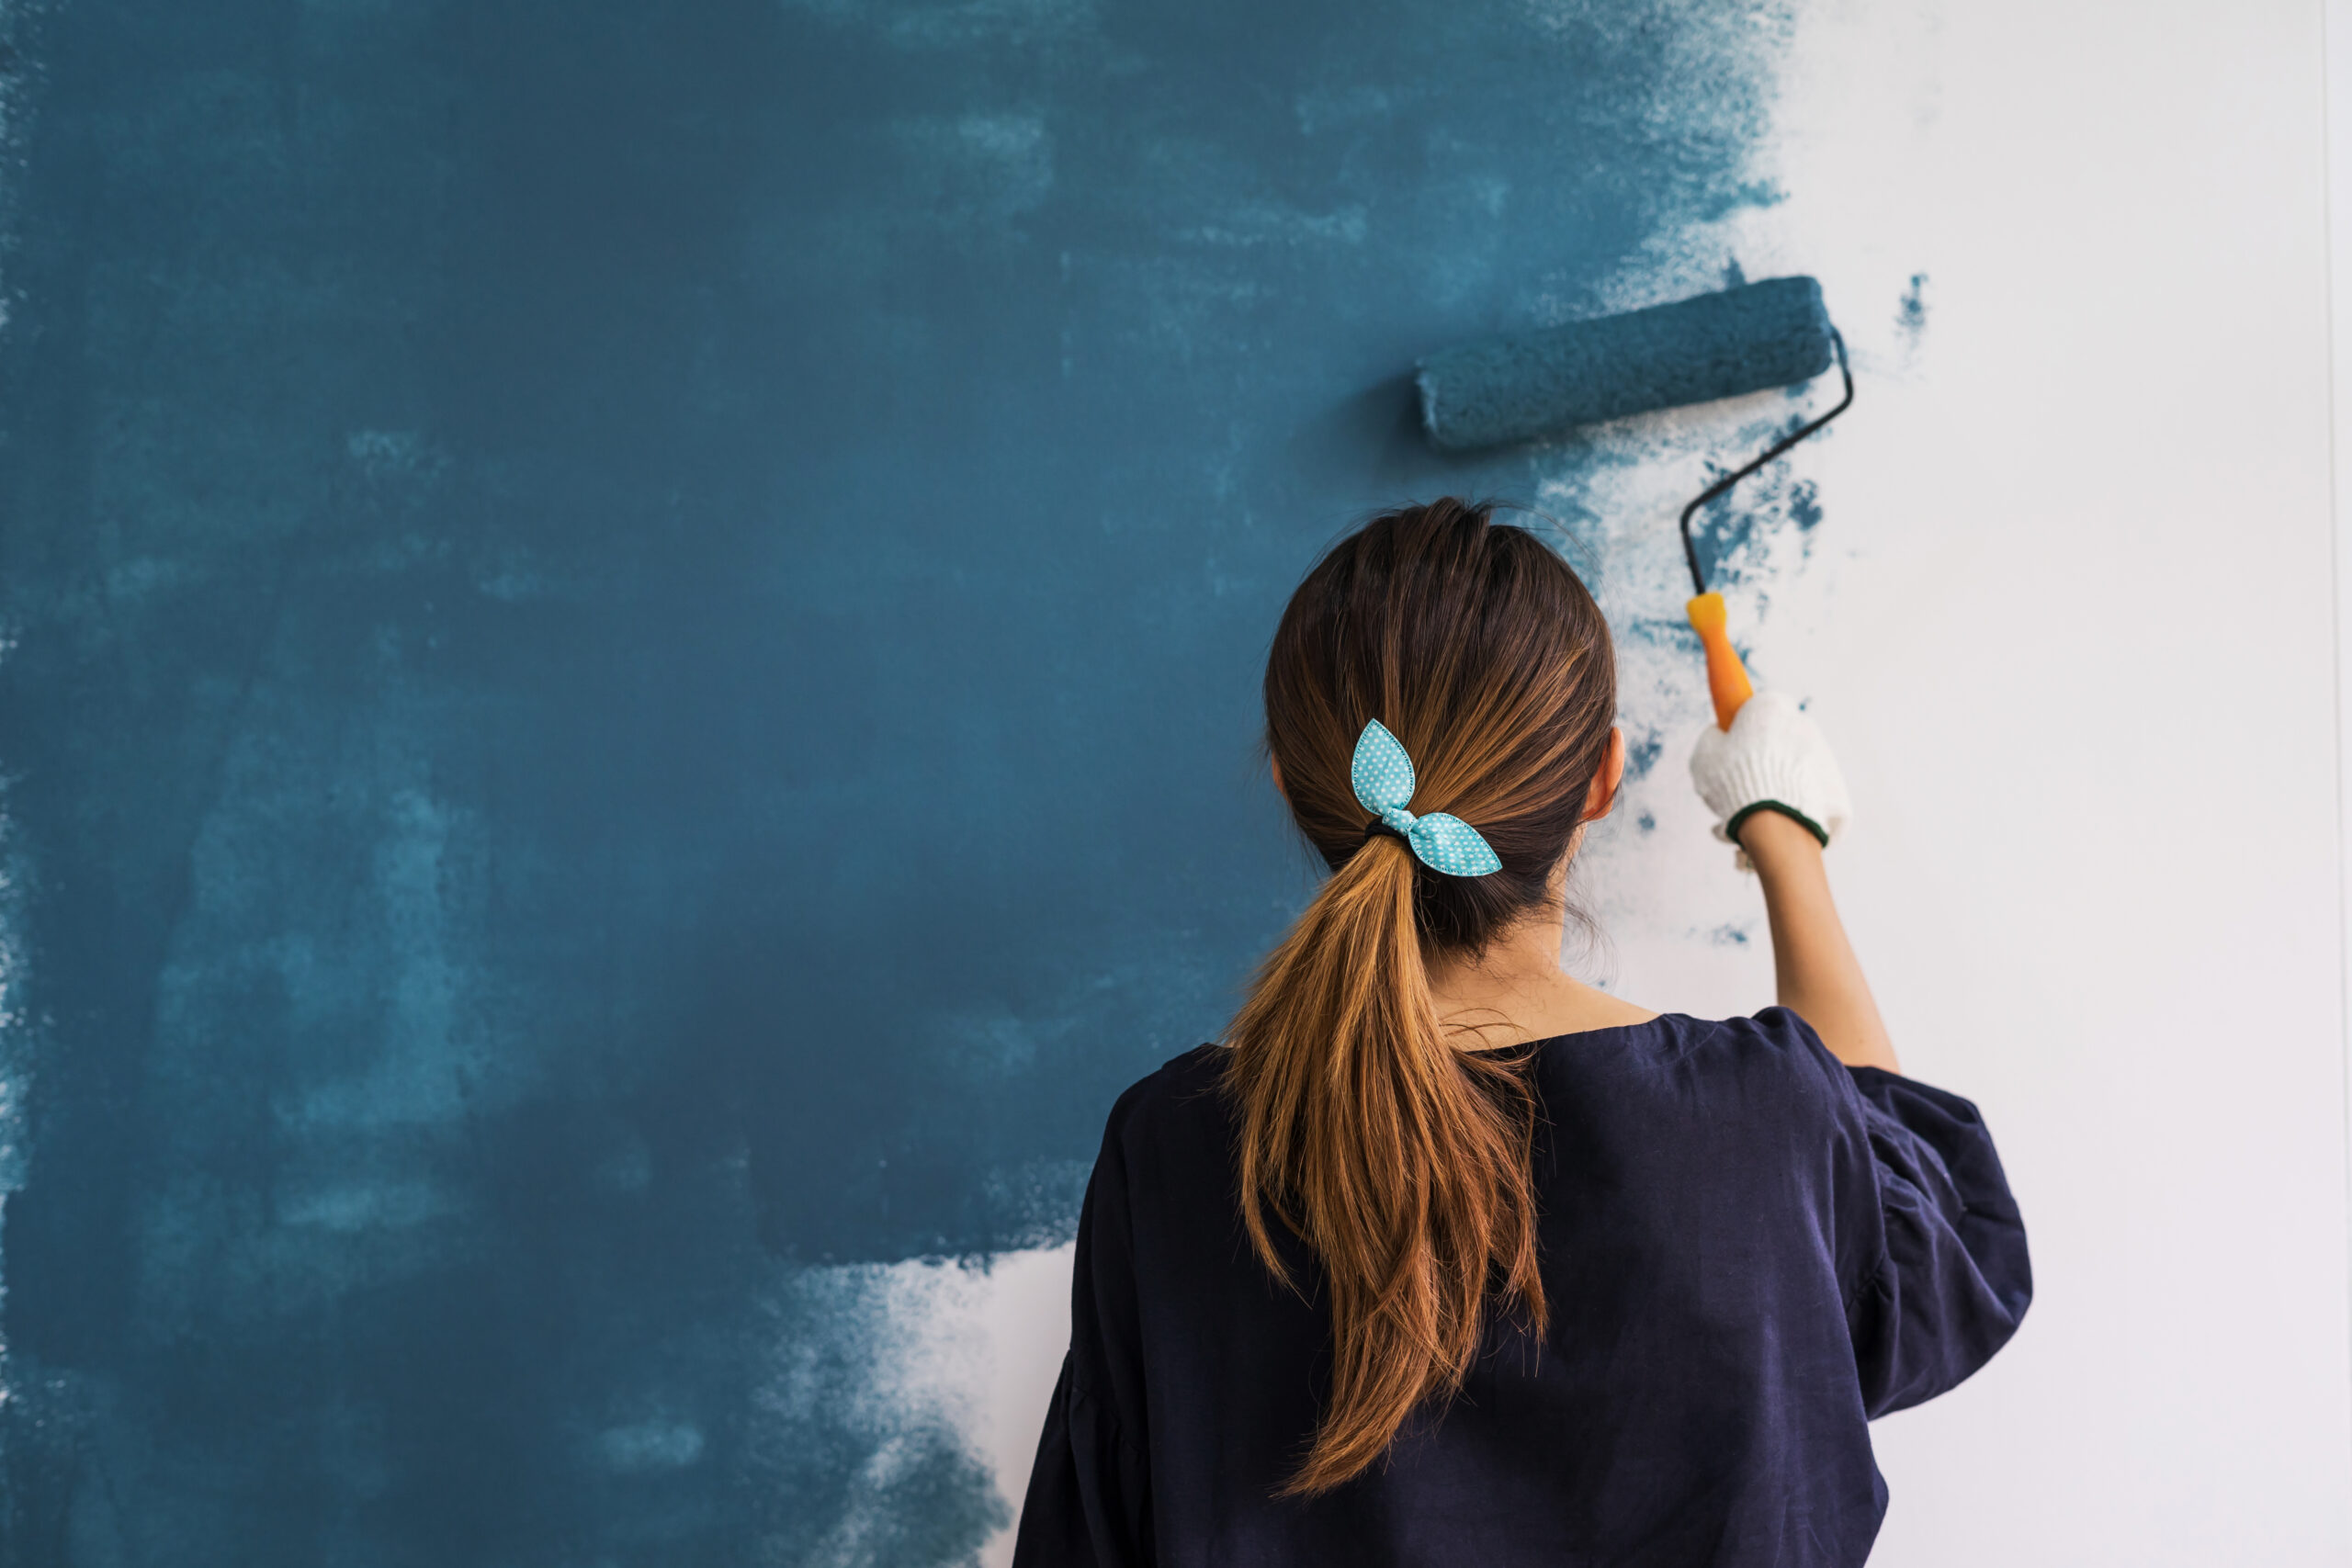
top-left (1688, 691), bottom-right (1898, 1074)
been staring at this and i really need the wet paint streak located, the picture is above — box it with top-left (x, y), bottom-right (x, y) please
top-left (0, 0), bottom-right (1802, 1558)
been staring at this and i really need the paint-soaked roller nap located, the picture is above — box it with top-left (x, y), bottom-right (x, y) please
top-left (1416, 276), bottom-right (1853, 730)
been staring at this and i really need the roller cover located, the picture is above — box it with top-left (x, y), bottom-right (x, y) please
top-left (1416, 276), bottom-right (1835, 453)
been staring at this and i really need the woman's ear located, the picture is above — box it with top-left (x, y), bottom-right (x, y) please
top-left (1582, 728), bottom-right (1626, 822)
top-left (1271, 755), bottom-right (1288, 803)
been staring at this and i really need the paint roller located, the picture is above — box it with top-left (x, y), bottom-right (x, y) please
top-left (1415, 276), bottom-right (1853, 730)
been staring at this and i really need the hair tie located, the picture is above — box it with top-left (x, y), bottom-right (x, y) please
top-left (1350, 720), bottom-right (1502, 877)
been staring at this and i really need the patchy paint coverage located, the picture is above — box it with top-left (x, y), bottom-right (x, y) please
top-left (1897, 271), bottom-right (1931, 345)
top-left (0, 0), bottom-right (1821, 1558)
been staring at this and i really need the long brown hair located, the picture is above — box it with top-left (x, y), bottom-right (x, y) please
top-left (1223, 498), bottom-right (1618, 1495)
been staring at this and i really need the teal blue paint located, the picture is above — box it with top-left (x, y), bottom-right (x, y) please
top-left (1897, 271), bottom-right (1930, 344)
top-left (1688, 448), bottom-right (1827, 588)
top-left (1624, 728), bottom-right (1665, 783)
top-left (0, 0), bottom-right (1798, 1557)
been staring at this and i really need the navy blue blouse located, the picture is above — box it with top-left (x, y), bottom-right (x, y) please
top-left (1012, 1009), bottom-right (2030, 1567)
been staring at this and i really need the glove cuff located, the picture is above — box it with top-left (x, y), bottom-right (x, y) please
top-left (1724, 799), bottom-right (1829, 850)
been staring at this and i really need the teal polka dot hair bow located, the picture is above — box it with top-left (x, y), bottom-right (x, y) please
top-left (1351, 719), bottom-right (1502, 878)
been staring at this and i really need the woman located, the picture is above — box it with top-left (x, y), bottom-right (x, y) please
top-left (1013, 499), bottom-right (2030, 1567)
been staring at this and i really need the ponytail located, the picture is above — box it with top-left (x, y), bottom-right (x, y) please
top-left (1225, 498), bottom-right (1613, 1495)
top-left (1223, 833), bottom-right (1545, 1495)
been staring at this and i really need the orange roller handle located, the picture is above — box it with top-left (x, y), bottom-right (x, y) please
top-left (1686, 592), bottom-right (1754, 732)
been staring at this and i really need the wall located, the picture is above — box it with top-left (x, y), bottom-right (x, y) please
top-left (0, 0), bottom-right (2342, 1563)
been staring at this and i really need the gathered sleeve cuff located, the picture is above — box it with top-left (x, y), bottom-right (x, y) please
top-left (1012, 1077), bottom-right (1157, 1567)
top-left (1839, 1064), bottom-right (2033, 1417)
top-left (1012, 1354), bottom-right (1151, 1568)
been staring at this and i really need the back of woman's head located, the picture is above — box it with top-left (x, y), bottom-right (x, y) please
top-left (1223, 497), bottom-right (1617, 1495)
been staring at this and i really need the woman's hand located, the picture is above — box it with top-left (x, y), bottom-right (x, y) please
top-left (1690, 694), bottom-right (1896, 1074)
top-left (1688, 691), bottom-right (1852, 868)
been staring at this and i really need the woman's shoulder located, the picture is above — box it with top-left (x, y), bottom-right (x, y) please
top-left (1538, 1004), bottom-right (1830, 1058)
top-left (1096, 1043), bottom-right (1233, 1151)
top-left (1539, 1007), bottom-right (1862, 1122)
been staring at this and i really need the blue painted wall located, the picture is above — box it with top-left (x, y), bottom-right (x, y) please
top-left (0, 0), bottom-right (1789, 1559)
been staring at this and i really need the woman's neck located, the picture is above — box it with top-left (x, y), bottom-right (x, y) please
top-left (1423, 911), bottom-right (1656, 1049)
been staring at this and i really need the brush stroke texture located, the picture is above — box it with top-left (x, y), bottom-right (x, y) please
top-left (0, 0), bottom-right (1797, 1558)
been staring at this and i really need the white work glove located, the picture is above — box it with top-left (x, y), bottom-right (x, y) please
top-left (1688, 691), bottom-right (1852, 871)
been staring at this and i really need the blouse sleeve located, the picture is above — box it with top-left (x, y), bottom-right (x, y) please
top-left (1012, 1089), bottom-right (1154, 1568)
top-left (1837, 1060), bottom-right (2034, 1417)
top-left (1011, 1354), bottom-right (1148, 1568)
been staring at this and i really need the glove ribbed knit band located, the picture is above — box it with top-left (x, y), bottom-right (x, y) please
top-left (1724, 799), bottom-right (1829, 849)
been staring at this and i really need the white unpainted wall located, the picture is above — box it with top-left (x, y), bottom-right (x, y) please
top-left (851, 4), bottom-right (2352, 1562)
